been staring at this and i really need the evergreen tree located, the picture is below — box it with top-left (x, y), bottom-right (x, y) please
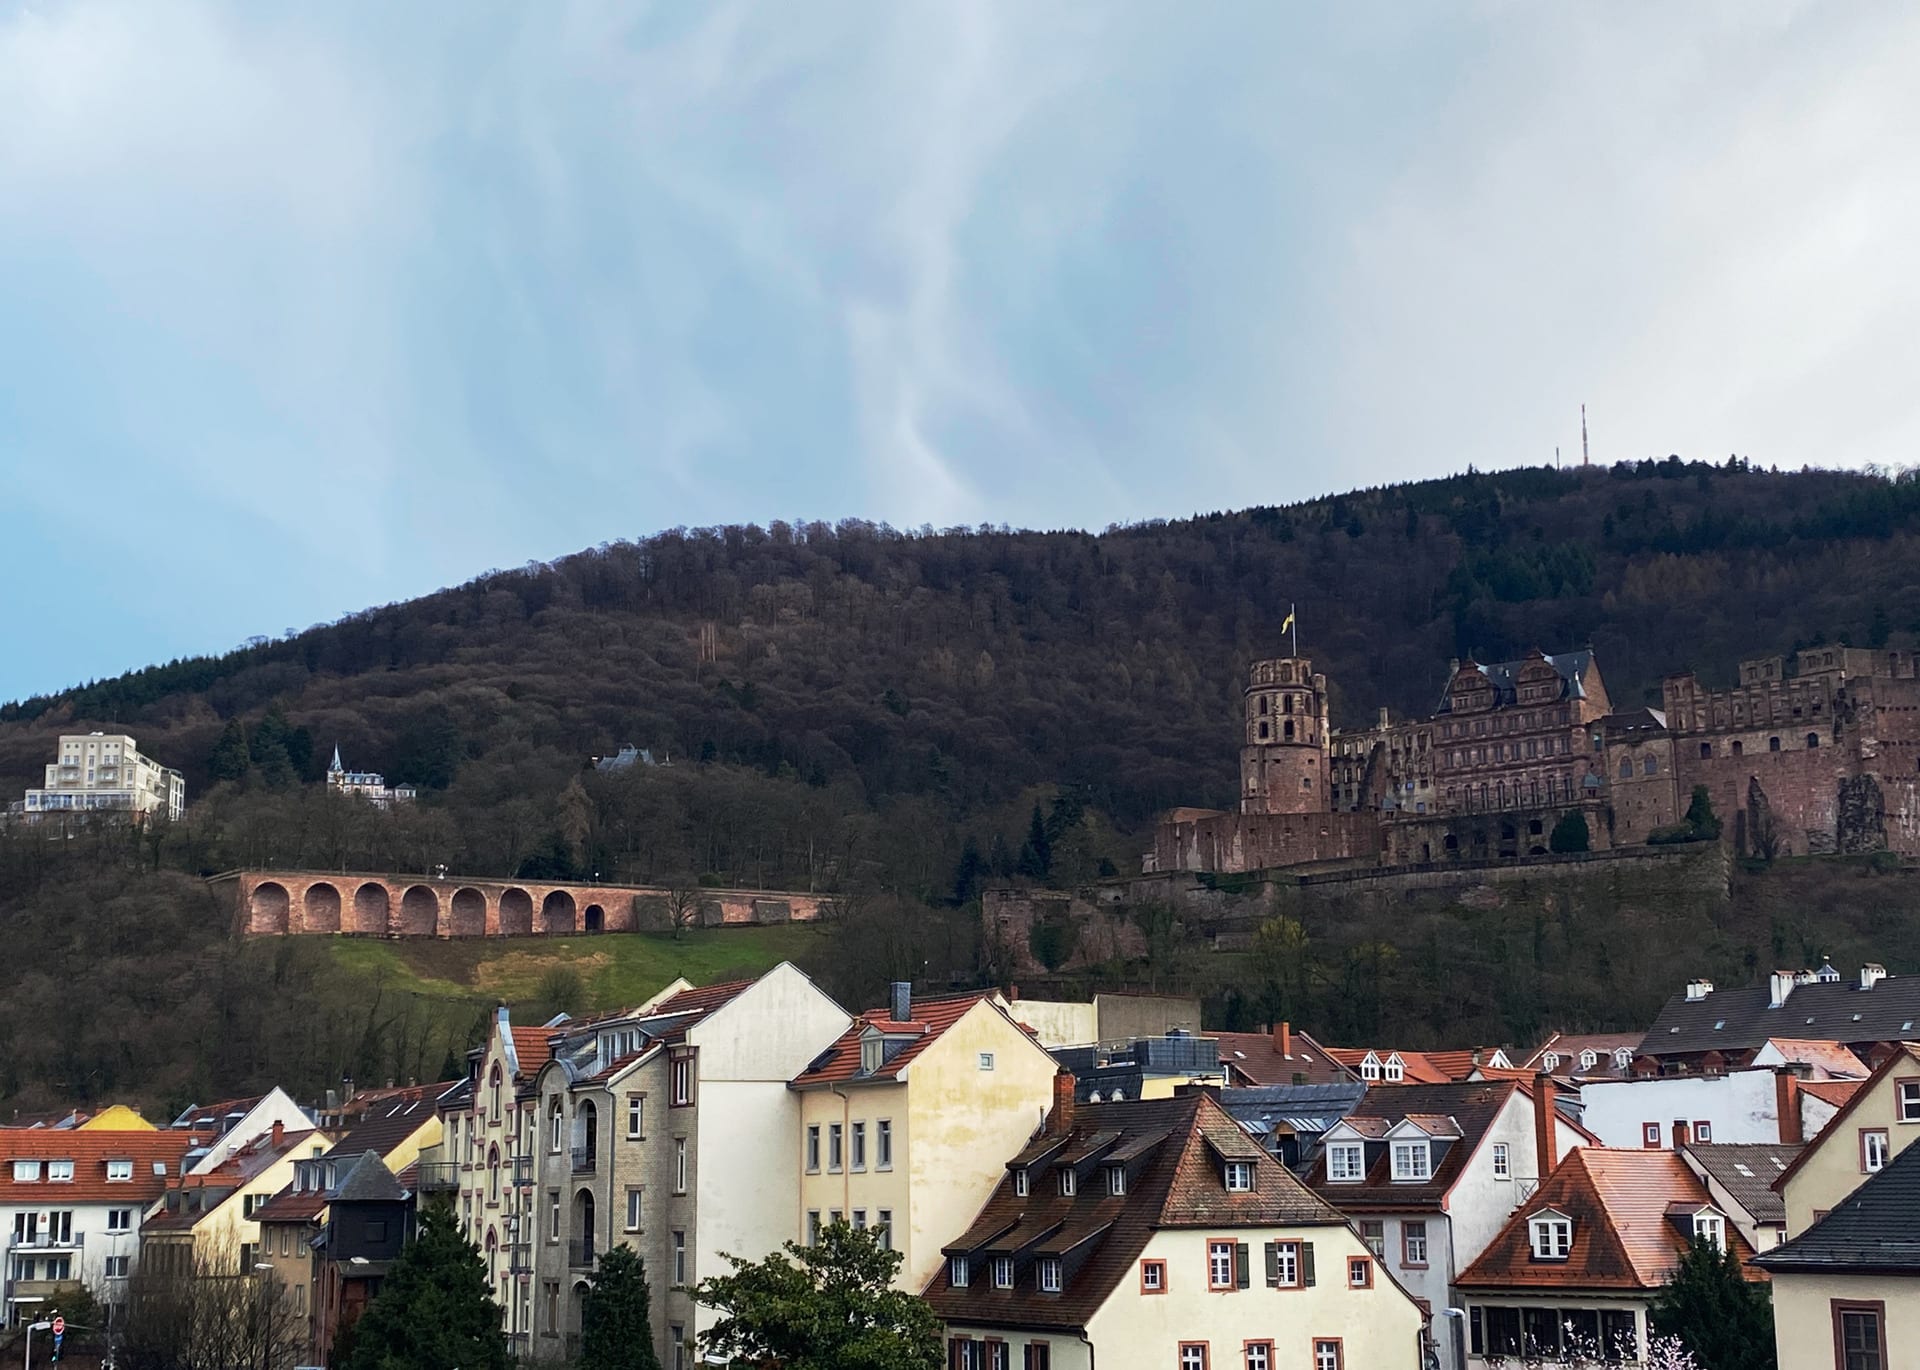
top-left (1683, 785), bottom-right (1723, 840)
top-left (1016, 804), bottom-right (1052, 880)
top-left (695, 1223), bottom-right (940, 1370)
top-left (341, 1202), bottom-right (508, 1370)
top-left (1648, 1236), bottom-right (1775, 1370)
top-left (207, 719), bottom-right (251, 783)
top-left (950, 836), bottom-right (984, 906)
top-left (579, 1245), bottom-right (663, 1370)
top-left (1549, 810), bottom-right (1591, 853)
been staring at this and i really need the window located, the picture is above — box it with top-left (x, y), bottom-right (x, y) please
top-left (670, 1052), bottom-right (694, 1106)
top-left (1390, 1141), bottom-right (1431, 1181)
top-left (828, 1123), bottom-right (844, 1173)
top-left (877, 1119), bottom-right (893, 1169)
top-left (950, 1342), bottom-right (980, 1370)
top-left (625, 1188), bottom-right (643, 1231)
top-left (1693, 1212), bottom-right (1725, 1248)
top-left (1358, 1220), bottom-right (1385, 1258)
top-left (1807, 733), bottom-right (1820, 749)
top-left (672, 1229), bottom-right (687, 1286)
top-left (674, 1137), bottom-right (688, 1193)
top-left (808, 1211), bottom-right (821, 1246)
top-left (1326, 1143), bottom-right (1364, 1182)
top-left (244, 1193), bottom-right (268, 1218)
top-left (1643, 755), bottom-right (1658, 775)
top-left (1038, 1256), bottom-right (1062, 1292)
top-left (1402, 1221), bottom-right (1428, 1267)
top-left (626, 1094), bottom-right (645, 1140)
top-left (1643, 1122), bottom-right (1662, 1149)
top-left (105, 1255), bottom-right (129, 1279)
top-left (1347, 1256), bottom-right (1372, 1288)
top-left (1106, 1165), bottom-right (1126, 1196)
top-left (806, 1125), bottom-right (821, 1173)
top-left (1244, 1343), bottom-right (1272, 1370)
top-left (1224, 1161), bottom-right (1254, 1192)
top-left (549, 1099), bottom-right (565, 1153)
top-left (851, 1121), bottom-right (867, 1172)
top-left (548, 1191), bottom-right (560, 1242)
top-left (861, 1038), bottom-right (885, 1074)
top-left (1383, 1055), bottom-right (1405, 1083)
top-left (107, 1159), bottom-right (133, 1182)
top-left (949, 1255), bottom-right (969, 1288)
top-left (1769, 736), bottom-right (1781, 752)
top-left (1058, 1168), bottom-right (1077, 1197)
top-left (1013, 1168), bottom-right (1029, 1197)
top-left (1898, 1080), bottom-right (1920, 1123)
top-left (1180, 1344), bottom-right (1209, 1370)
top-left (47, 1160), bottom-right (73, 1182)
top-left (1491, 1142), bottom-right (1510, 1180)
top-left (1313, 1341), bottom-right (1342, 1370)
top-left (1208, 1239), bottom-right (1237, 1291)
top-left (1529, 1214), bottom-right (1573, 1260)
top-left (1268, 1241), bottom-right (1299, 1288)
top-left (1861, 1129), bottom-right (1890, 1173)
top-left (978, 1052), bottom-right (995, 1071)
top-left (1359, 1056), bottom-right (1381, 1082)
top-left (992, 1256), bottom-right (1014, 1289)
top-left (985, 1344), bottom-right (1010, 1370)
top-left (1141, 1259), bottom-right (1166, 1293)
top-left (853, 1209), bottom-right (867, 1230)
top-left (107, 1208), bottom-right (132, 1233)
top-left (877, 1209), bottom-right (892, 1250)
top-left (1694, 1120), bottom-right (1713, 1143)
top-left (1835, 1301), bottom-right (1886, 1370)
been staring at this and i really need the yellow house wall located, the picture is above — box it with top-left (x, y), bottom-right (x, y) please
top-left (998, 998), bottom-right (1098, 1048)
top-left (1134, 1072), bottom-right (1228, 1101)
top-left (79, 1105), bottom-right (155, 1131)
top-left (796, 1082), bottom-right (912, 1275)
top-left (1770, 1272), bottom-right (1920, 1370)
top-left (1083, 1225), bottom-right (1424, 1368)
top-left (1784, 1068), bottom-right (1920, 1236)
top-left (904, 1004), bottom-right (1058, 1292)
top-left (190, 1145), bottom-right (325, 1269)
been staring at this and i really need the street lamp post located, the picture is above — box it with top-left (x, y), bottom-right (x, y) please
top-left (23, 1318), bottom-right (52, 1370)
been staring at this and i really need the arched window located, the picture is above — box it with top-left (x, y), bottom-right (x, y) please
top-left (548, 1098), bottom-right (565, 1154)
top-left (488, 1144), bottom-right (501, 1203)
top-left (1732, 740), bottom-right (1744, 756)
top-left (1769, 737), bottom-right (1781, 752)
top-left (1806, 733), bottom-right (1820, 749)
top-left (489, 1063), bottom-right (502, 1122)
top-left (1619, 758), bottom-right (1633, 779)
top-left (1643, 756), bottom-right (1658, 775)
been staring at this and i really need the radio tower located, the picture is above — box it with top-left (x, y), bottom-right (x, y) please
top-left (1581, 404), bottom-right (1590, 466)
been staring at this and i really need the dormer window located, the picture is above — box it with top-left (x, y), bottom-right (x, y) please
top-left (861, 1037), bottom-right (884, 1074)
top-left (1529, 1213), bottom-right (1573, 1260)
top-left (48, 1160), bottom-right (73, 1182)
top-left (107, 1160), bottom-right (133, 1182)
top-left (1013, 1168), bottom-right (1029, 1198)
top-left (1038, 1256), bottom-right (1063, 1293)
top-left (992, 1256), bottom-right (1014, 1289)
top-left (1360, 1054), bottom-right (1382, 1082)
top-left (1224, 1161), bottom-right (1254, 1192)
top-left (949, 1256), bottom-right (970, 1288)
top-left (11, 1161), bottom-right (40, 1182)
top-left (1058, 1168), bottom-right (1077, 1197)
top-left (1390, 1141), bottom-right (1431, 1182)
top-left (1613, 1048), bottom-right (1633, 1069)
top-left (1383, 1055), bottom-right (1405, 1083)
top-left (1326, 1142), bottom-right (1365, 1183)
top-left (1106, 1165), bottom-right (1126, 1197)
top-left (1693, 1212), bottom-right (1725, 1248)
top-left (1578, 1050), bottom-right (1598, 1070)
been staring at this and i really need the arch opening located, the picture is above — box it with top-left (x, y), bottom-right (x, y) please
top-left (449, 887), bottom-right (487, 937)
top-left (499, 888), bottom-right (534, 936)
top-left (541, 889), bottom-right (576, 935)
top-left (397, 885), bottom-right (439, 936)
top-left (249, 882), bottom-right (290, 934)
top-left (302, 882), bottom-right (341, 934)
top-left (349, 883), bottom-right (390, 935)
top-left (583, 904), bottom-right (605, 934)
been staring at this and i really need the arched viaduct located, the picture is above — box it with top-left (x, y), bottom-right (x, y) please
top-left (210, 870), bottom-right (829, 938)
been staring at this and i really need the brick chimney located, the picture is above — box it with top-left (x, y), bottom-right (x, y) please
top-left (1776, 1067), bottom-right (1804, 1144)
top-left (1049, 1069), bottom-right (1077, 1136)
top-left (1533, 1073), bottom-right (1557, 1180)
top-left (1273, 1021), bottom-right (1292, 1058)
top-left (271, 1120), bottom-right (285, 1151)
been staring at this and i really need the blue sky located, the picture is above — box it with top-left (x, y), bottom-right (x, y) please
top-left (4, 1), bottom-right (1918, 702)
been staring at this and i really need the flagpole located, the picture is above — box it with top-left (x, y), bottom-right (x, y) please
top-left (1291, 602), bottom-right (1298, 658)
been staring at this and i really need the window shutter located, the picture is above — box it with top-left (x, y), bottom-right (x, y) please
top-left (1301, 1240), bottom-right (1316, 1287)
top-left (1236, 1241), bottom-right (1251, 1289)
top-left (1264, 1240), bottom-right (1280, 1287)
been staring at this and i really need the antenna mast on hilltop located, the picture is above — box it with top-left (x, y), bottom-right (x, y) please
top-left (1582, 404), bottom-right (1590, 467)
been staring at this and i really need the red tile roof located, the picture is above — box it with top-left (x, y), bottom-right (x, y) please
top-left (1320, 1047), bottom-right (1512, 1084)
top-left (1457, 1148), bottom-right (1764, 1291)
top-left (509, 1027), bottom-right (557, 1077)
top-left (656, 978), bottom-right (758, 1015)
top-left (1305, 1080), bottom-right (1525, 1209)
top-left (1210, 1028), bottom-right (1355, 1086)
top-left (1801, 1078), bottom-right (1865, 1109)
top-left (0, 1130), bottom-right (207, 1205)
top-left (792, 995), bottom-right (992, 1088)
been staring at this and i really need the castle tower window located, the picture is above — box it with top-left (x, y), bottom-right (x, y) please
top-left (1643, 756), bottom-right (1658, 775)
top-left (1259, 723), bottom-right (1270, 741)
top-left (1283, 695), bottom-right (1295, 715)
top-left (1732, 740), bottom-right (1743, 756)
top-left (1769, 737), bottom-right (1781, 752)
top-left (1284, 722), bottom-right (1295, 741)
top-left (1700, 743), bottom-right (1713, 759)
top-left (1619, 758), bottom-right (1633, 779)
top-left (1258, 696), bottom-right (1269, 715)
top-left (1806, 733), bottom-right (1819, 749)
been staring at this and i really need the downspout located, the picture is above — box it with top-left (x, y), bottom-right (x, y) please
top-left (830, 1085), bottom-right (852, 1219)
top-left (1078, 1328), bottom-right (1095, 1370)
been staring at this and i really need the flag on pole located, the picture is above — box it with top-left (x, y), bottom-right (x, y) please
top-left (1279, 608), bottom-right (1295, 635)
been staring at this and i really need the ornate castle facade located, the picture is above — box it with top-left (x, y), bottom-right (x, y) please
top-left (1151, 644), bottom-right (1920, 875)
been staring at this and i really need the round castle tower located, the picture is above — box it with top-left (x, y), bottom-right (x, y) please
top-left (1240, 655), bottom-right (1332, 815)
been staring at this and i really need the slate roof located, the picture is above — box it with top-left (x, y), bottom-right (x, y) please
top-left (792, 995), bottom-right (999, 1088)
top-left (1755, 1139), bottom-right (1920, 1274)
top-left (1457, 1149), bottom-right (1764, 1291)
top-left (1217, 1083), bottom-right (1367, 1142)
top-left (253, 1094), bottom-right (442, 1225)
top-left (1521, 1033), bottom-right (1643, 1081)
top-left (1209, 1029), bottom-right (1357, 1086)
top-left (924, 1093), bottom-right (1345, 1331)
top-left (1639, 975), bottom-right (1920, 1056)
top-left (332, 1151), bottom-right (407, 1203)
top-left (1680, 1143), bottom-right (1800, 1226)
top-left (171, 1094), bottom-right (270, 1132)
top-left (1436, 649), bottom-right (1595, 713)
top-left (1304, 1080), bottom-right (1523, 1210)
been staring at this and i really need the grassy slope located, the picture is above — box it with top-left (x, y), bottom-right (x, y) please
top-left (326, 923), bottom-right (832, 1010)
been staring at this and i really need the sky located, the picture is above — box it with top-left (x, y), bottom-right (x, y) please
top-left (4, 0), bottom-right (1920, 702)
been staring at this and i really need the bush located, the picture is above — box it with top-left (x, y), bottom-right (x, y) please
top-left (1549, 811), bottom-right (1591, 853)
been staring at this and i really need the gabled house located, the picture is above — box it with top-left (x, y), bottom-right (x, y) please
top-left (790, 986), bottom-right (1060, 1291)
top-left (1321, 1047), bottom-right (1514, 1085)
top-left (1303, 1078), bottom-right (1589, 1370)
top-left (1771, 1042), bottom-right (1920, 1240)
top-left (1676, 1141), bottom-right (1800, 1252)
top-left (1454, 1148), bottom-right (1764, 1366)
top-left (1754, 1136), bottom-right (1920, 1370)
top-left (1208, 1024), bottom-right (1358, 1087)
top-left (927, 1083), bottom-right (1425, 1370)
top-left (141, 1122), bottom-right (335, 1277)
top-left (172, 1087), bottom-right (313, 1175)
top-left (311, 1152), bottom-right (415, 1366)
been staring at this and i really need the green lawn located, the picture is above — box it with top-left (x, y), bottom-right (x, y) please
top-left (326, 924), bottom-right (830, 1009)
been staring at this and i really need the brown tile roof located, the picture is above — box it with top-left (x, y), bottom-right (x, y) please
top-left (792, 995), bottom-right (993, 1088)
top-left (0, 1130), bottom-right (206, 1205)
top-left (1305, 1080), bottom-right (1522, 1209)
top-left (656, 978), bottom-right (758, 1015)
top-left (924, 1093), bottom-right (1345, 1330)
top-left (251, 1190), bottom-right (327, 1225)
top-left (1801, 1078), bottom-right (1865, 1109)
top-left (1457, 1148), bottom-right (1764, 1291)
top-left (509, 1027), bottom-right (557, 1078)
top-left (1209, 1029), bottom-right (1356, 1086)
top-left (1320, 1046), bottom-right (1511, 1084)
top-left (1760, 1038), bottom-right (1868, 1078)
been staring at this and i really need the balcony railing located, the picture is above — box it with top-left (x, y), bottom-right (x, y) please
top-left (416, 1161), bottom-right (459, 1193)
top-left (508, 1243), bottom-right (533, 1275)
top-left (510, 1155), bottom-right (534, 1186)
top-left (568, 1240), bottom-right (597, 1270)
top-left (570, 1146), bottom-right (597, 1175)
top-left (9, 1231), bottom-right (82, 1250)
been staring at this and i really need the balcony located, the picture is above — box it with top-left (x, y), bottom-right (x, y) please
top-left (508, 1243), bottom-right (533, 1275)
top-left (9, 1232), bottom-right (82, 1251)
top-left (416, 1161), bottom-right (459, 1194)
top-left (570, 1146), bottom-right (597, 1175)
top-left (510, 1155), bottom-right (534, 1187)
top-left (568, 1240), bottom-right (597, 1270)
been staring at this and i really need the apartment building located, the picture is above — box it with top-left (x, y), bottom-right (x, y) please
top-left (17, 732), bottom-right (185, 822)
top-left (1772, 1043), bottom-right (1920, 1239)
top-left (141, 1122), bottom-right (335, 1277)
top-left (790, 987), bottom-right (1060, 1291)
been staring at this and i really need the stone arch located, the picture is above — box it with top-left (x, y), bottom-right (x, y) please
top-left (541, 889), bottom-right (576, 934)
top-left (250, 882), bottom-right (290, 934)
top-left (303, 882), bottom-right (341, 934)
top-left (449, 887), bottom-right (487, 937)
top-left (349, 883), bottom-right (390, 935)
top-left (499, 888), bottom-right (534, 936)
top-left (397, 885), bottom-right (439, 936)
top-left (583, 904), bottom-right (605, 933)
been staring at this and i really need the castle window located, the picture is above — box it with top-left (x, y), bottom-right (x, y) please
top-left (1258, 696), bottom-right (1269, 715)
top-left (1643, 756), bottom-right (1657, 775)
top-left (1769, 737), bottom-right (1781, 752)
top-left (1259, 723), bottom-right (1270, 741)
top-left (1806, 733), bottom-right (1819, 749)
top-left (1700, 742), bottom-right (1712, 759)
top-left (1284, 722), bottom-right (1295, 741)
top-left (1619, 758), bottom-right (1632, 779)
top-left (1732, 741), bottom-right (1743, 756)
top-left (1283, 694), bottom-right (1294, 715)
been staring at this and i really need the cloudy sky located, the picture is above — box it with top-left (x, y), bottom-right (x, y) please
top-left (3, 0), bottom-right (1916, 701)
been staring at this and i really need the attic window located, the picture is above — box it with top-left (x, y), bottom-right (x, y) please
top-left (1693, 1213), bottom-right (1725, 1249)
top-left (1106, 1166), bottom-right (1126, 1197)
top-left (1613, 1049), bottom-right (1632, 1069)
top-left (1390, 1141), bottom-right (1431, 1182)
top-left (1714, 1020), bottom-right (1725, 1030)
top-left (1383, 1056), bottom-right (1406, 1083)
top-left (992, 1256), bottom-right (1014, 1289)
top-left (861, 1038), bottom-right (884, 1074)
top-left (1529, 1215), bottom-right (1572, 1261)
top-left (11, 1161), bottom-right (40, 1182)
top-left (1541, 1052), bottom-right (1561, 1072)
top-left (1224, 1161), bottom-right (1255, 1192)
top-left (1058, 1168), bottom-right (1077, 1198)
top-left (949, 1257), bottom-right (969, 1288)
top-left (1013, 1168), bottom-right (1029, 1198)
top-left (1578, 1050), bottom-right (1598, 1070)
top-left (1360, 1057), bottom-right (1382, 1082)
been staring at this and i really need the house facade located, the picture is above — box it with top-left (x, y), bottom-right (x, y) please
top-left (927, 1085), bottom-right (1426, 1370)
top-left (141, 1123), bottom-right (333, 1278)
top-left (1773, 1044), bottom-right (1920, 1239)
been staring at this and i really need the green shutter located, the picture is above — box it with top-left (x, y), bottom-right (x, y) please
top-left (1301, 1240), bottom-right (1316, 1287)
top-left (1264, 1240), bottom-right (1280, 1287)
top-left (1236, 1241), bottom-right (1251, 1289)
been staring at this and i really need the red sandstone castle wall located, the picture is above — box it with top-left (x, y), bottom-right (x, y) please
top-left (1152, 810), bottom-right (1379, 874)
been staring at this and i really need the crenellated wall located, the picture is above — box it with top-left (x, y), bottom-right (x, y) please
top-left (211, 869), bottom-right (830, 938)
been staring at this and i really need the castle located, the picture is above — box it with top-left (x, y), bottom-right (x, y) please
top-left (1150, 644), bottom-right (1920, 874)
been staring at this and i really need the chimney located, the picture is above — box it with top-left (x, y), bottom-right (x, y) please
top-left (1673, 1120), bottom-right (1691, 1148)
top-left (1861, 964), bottom-right (1887, 992)
top-left (1685, 979), bottom-right (1714, 1002)
top-left (1768, 970), bottom-right (1797, 1008)
top-left (889, 981), bottom-right (912, 1024)
top-left (1533, 1073), bottom-right (1557, 1180)
top-left (1049, 1069), bottom-right (1077, 1136)
top-left (1274, 1021), bottom-right (1292, 1058)
top-left (1378, 707), bottom-right (1389, 730)
top-left (1009, 984), bottom-right (1020, 1002)
top-left (1776, 1068), bottom-right (1804, 1144)
top-left (271, 1120), bottom-right (284, 1150)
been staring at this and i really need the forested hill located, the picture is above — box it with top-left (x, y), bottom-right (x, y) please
top-left (5, 458), bottom-right (1920, 892)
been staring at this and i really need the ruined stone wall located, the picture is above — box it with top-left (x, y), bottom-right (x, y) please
top-left (1673, 738), bottom-right (1853, 856)
top-left (1151, 809), bottom-right (1379, 874)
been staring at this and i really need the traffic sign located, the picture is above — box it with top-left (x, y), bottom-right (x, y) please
top-left (51, 1316), bottom-right (64, 1337)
